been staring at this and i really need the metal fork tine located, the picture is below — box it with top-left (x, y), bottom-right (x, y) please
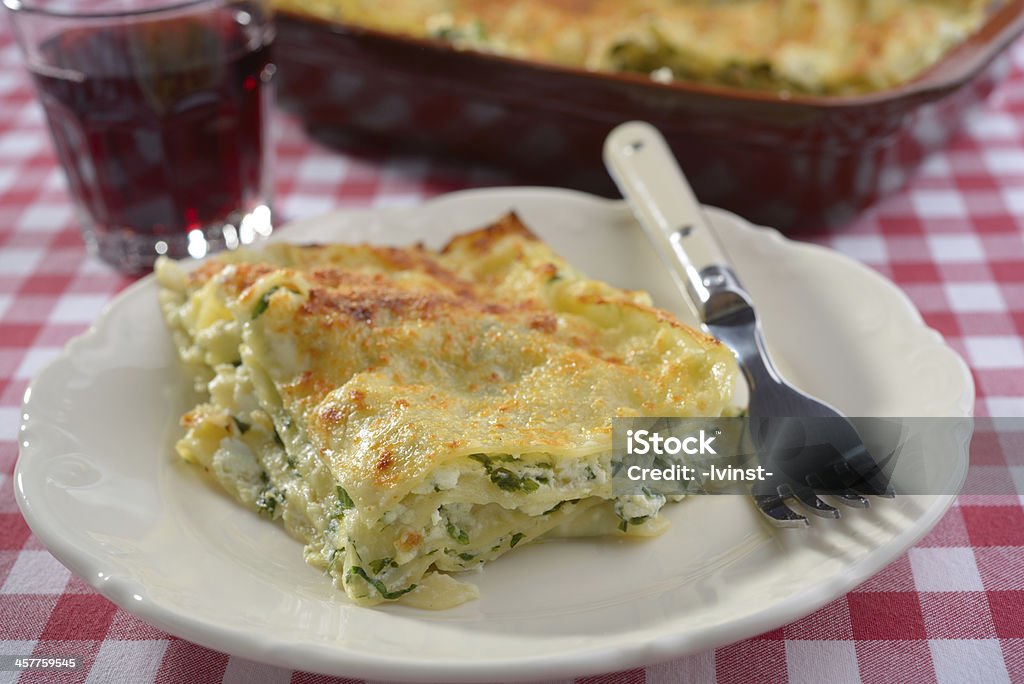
top-left (853, 448), bottom-right (898, 498)
top-left (834, 460), bottom-right (894, 498)
top-left (847, 477), bottom-right (891, 498)
top-left (807, 473), bottom-right (870, 508)
top-left (753, 494), bottom-right (809, 528)
top-left (849, 480), bottom-right (896, 498)
top-left (789, 486), bottom-right (841, 519)
top-left (831, 491), bottom-right (871, 508)
top-left (865, 483), bottom-right (896, 499)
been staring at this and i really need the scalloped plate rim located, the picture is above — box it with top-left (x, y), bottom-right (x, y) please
top-left (15, 187), bottom-right (974, 681)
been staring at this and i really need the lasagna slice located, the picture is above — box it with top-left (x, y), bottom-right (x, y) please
top-left (156, 214), bottom-right (736, 608)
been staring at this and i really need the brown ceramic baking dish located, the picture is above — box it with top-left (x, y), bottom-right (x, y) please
top-left (274, 2), bottom-right (1024, 232)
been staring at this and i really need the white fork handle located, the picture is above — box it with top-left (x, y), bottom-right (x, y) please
top-left (603, 121), bottom-right (736, 319)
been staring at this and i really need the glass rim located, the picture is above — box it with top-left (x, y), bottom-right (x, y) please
top-left (2, 0), bottom-right (228, 20)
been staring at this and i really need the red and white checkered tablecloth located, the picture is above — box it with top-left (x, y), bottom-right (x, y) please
top-left (2, 15), bottom-right (1024, 683)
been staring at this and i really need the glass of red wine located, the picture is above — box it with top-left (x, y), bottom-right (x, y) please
top-left (5, 0), bottom-right (275, 273)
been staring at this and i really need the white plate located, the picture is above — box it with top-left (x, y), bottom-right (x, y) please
top-left (16, 188), bottom-right (973, 682)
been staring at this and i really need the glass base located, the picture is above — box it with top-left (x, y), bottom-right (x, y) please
top-left (82, 204), bottom-right (274, 274)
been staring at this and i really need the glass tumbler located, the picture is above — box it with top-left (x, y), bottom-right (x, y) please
top-left (5, 0), bottom-right (275, 272)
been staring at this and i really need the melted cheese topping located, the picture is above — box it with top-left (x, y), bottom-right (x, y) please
top-left (158, 213), bottom-right (736, 608)
top-left (275, 0), bottom-right (996, 94)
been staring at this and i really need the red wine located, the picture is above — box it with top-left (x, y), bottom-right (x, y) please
top-left (31, 11), bottom-right (272, 238)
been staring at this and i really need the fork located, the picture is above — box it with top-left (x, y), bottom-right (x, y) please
top-left (603, 121), bottom-right (893, 527)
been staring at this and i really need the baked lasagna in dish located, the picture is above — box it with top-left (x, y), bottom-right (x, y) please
top-left (157, 214), bottom-right (737, 608)
top-left (273, 0), bottom-right (998, 94)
